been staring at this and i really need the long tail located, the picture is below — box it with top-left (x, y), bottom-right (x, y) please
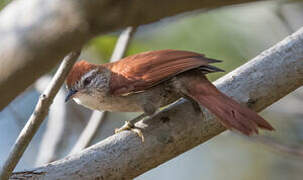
top-left (184, 77), bottom-right (274, 135)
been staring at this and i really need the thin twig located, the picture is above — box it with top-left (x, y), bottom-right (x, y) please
top-left (110, 27), bottom-right (137, 61)
top-left (0, 51), bottom-right (81, 180)
top-left (34, 76), bottom-right (68, 165)
top-left (70, 27), bottom-right (136, 154)
top-left (69, 111), bottom-right (107, 154)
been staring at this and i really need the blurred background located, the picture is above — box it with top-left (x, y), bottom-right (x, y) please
top-left (1, 1), bottom-right (303, 179)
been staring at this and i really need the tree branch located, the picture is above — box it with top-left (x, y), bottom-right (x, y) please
top-left (0, 51), bottom-right (80, 180)
top-left (0, 0), bottom-right (263, 110)
top-left (34, 76), bottom-right (67, 164)
top-left (10, 24), bottom-right (303, 180)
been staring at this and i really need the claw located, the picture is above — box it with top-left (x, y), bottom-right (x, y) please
top-left (115, 121), bottom-right (144, 142)
top-left (130, 128), bottom-right (144, 142)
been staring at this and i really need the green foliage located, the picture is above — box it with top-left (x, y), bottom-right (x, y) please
top-left (0, 0), bottom-right (11, 10)
top-left (87, 34), bottom-right (149, 63)
top-left (88, 35), bottom-right (117, 62)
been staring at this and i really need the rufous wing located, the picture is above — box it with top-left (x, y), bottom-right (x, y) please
top-left (104, 49), bottom-right (222, 96)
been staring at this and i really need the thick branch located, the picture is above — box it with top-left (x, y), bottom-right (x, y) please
top-left (10, 25), bottom-right (303, 180)
top-left (0, 0), bottom-right (262, 110)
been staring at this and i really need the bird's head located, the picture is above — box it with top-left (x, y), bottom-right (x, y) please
top-left (65, 60), bottom-right (110, 103)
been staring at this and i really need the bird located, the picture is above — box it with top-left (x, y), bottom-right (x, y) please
top-left (65, 49), bottom-right (274, 141)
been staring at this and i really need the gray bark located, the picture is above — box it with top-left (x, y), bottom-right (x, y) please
top-left (10, 25), bottom-right (303, 180)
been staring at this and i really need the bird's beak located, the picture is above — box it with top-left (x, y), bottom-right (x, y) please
top-left (65, 89), bottom-right (78, 102)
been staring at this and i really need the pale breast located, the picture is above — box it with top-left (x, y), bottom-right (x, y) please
top-left (73, 83), bottom-right (180, 112)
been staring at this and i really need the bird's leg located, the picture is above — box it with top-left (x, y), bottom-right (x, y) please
top-left (114, 113), bottom-right (147, 142)
top-left (115, 103), bottom-right (156, 142)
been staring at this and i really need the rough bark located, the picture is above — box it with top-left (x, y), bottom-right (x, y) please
top-left (0, 0), bottom-right (262, 110)
top-left (10, 25), bottom-right (303, 180)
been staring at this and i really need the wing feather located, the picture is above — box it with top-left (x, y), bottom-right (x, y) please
top-left (104, 49), bottom-right (222, 95)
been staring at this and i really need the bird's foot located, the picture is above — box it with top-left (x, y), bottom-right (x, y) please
top-left (115, 121), bottom-right (144, 142)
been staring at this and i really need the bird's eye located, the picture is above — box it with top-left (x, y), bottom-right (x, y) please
top-left (83, 77), bottom-right (92, 86)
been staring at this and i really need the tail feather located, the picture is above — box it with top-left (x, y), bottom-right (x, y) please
top-left (185, 78), bottom-right (274, 135)
top-left (202, 57), bottom-right (223, 64)
top-left (198, 65), bottom-right (225, 74)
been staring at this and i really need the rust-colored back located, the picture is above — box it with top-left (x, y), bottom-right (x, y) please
top-left (104, 49), bottom-right (221, 95)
